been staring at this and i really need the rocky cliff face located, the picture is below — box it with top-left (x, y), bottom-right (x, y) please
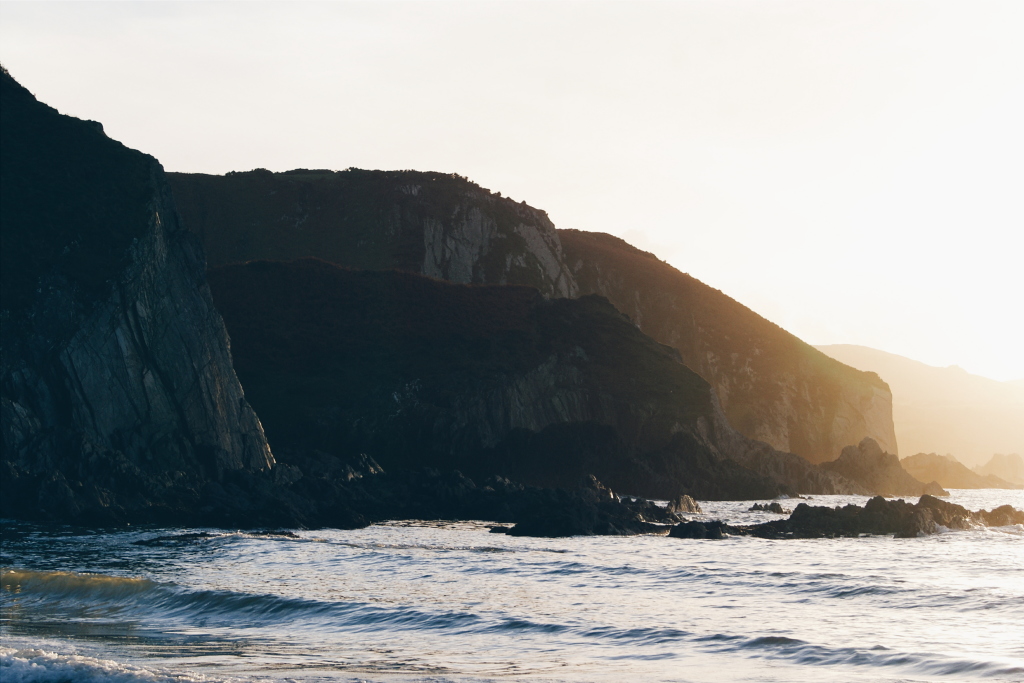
top-left (208, 259), bottom-right (866, 500)
top-left (558, 229), bottom-right (898, 464)
top-left (0, 69), bottom-right (272, 522)
top-left (168, 169), bottom-right (578, 298)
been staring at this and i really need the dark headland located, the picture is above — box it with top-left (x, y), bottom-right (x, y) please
top-left (2, 67), bottom-right (1019, 538)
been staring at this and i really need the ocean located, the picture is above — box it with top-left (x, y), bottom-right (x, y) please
top-left (2, 489), bottom-right (1022, 683)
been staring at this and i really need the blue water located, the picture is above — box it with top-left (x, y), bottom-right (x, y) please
top-left (2, 490), bottom-right (1023, 682)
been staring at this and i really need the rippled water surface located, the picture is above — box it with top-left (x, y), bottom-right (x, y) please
top-left (2, 490), bottom-right (1023, 682)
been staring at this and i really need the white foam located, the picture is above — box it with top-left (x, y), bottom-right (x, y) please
top-left (0, 647), bottom-right (228, 683)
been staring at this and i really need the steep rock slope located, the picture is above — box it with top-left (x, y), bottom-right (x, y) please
top-left (208, 259), bottom-right (860, 501)
top-left (0, 69), bottom-right (272, 522)
top-left (168, 169), bottom-right (577, 298)
top-left (558, 229), bottom-right (897, 464)
top-left (816, 344), bottom-right (1024, 468)
top-left (900, 453), bottom-right (1020, 490)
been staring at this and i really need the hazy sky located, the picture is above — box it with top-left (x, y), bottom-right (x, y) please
top-left (2, 1), bottom-right (1022, 381)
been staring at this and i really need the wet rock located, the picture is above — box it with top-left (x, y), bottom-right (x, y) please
top-left (748, 502), bottom-right (790, 514)
top-left (668, 495), bottom-right (703, 515)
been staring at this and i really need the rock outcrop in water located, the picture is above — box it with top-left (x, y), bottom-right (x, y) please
top-left (901, 453), bottom-right (1020, 490)
top-left (209, 259), bottom-right (855, 501)
top-left (820, 438), bottom-right (947, 497)
top-left (558, 230), bottom-right (898, 464)
top-left (0, 69), bottom-right (273, 523)
top-left (669, 495), bottom-right (1024, 540)
top-left (166, 169), bottom-right (897, 467)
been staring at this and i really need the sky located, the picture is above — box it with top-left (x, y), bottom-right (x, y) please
top-left (1, 1), bottom-right (1022, 381)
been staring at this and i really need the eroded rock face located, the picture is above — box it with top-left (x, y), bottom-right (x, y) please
top-left (0, 69), bottom-right (272, 523)
top-left (168, 169), bottom-right (578, 299)
top-left (820, 438), bottom-right (946, 498)
top-left (558, 229), bottom-right (898, 464)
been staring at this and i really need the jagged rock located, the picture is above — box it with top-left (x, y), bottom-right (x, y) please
top-left (668, 494), bottom-right (703, 514)
top-left (722, 494), bottom-right (1023, 540)
top-left (749, 502), bottom-right (790, 514)
top-left (820, 438), bottom-right (948, 498)
top-left (0, 69), bottom-right (272, 524)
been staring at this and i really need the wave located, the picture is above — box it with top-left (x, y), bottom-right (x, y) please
top-left (0, 647), bottom-right (226, 683)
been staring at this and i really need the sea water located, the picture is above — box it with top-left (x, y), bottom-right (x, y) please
top-left (1, 490), bottom-right (1022, 683)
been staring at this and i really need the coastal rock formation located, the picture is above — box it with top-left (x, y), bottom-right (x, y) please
top-left (820, 439), bottom-right (946, 498)
top-left (559, 229), bottom-right (898, 464)
top-left (0, 69), bottom-right (272, 523)
top-left (974, 453), bottom-right (1024, 486)
top-left (207, 259), bottom-right (866, 501)
top-left (901, 453), bottom-right (1020, 490)
top-left (168, 169), bottom-right (578, 298)
top-left (670, 495), bottom-right (1024, 540)
top-left (167, 170), bottom-right (897, 468)
top-left (668, 494), bottom-right (703, 514)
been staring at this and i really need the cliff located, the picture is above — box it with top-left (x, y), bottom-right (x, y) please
top-left (558, 230), bottom-right (898, 464)
top-left (167, 169), bottom-right (577, 298)
top-left (167, 170), bottom-right (897, 467)
top-left (208, 259), bottom-right (863, 500)
top-left (821, 439), bottom-right (946, 498)
top-left (900, 453), bottom-right (1020, 490)
top-left (0, 69), bottom-right (273, 523)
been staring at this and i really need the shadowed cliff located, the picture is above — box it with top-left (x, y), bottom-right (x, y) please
top-left (208, 259), bottom-right (860, 500)
top-left (0, 68), bottom-right (272, 523)
top-left (558, 229), bottom-right (897, 464)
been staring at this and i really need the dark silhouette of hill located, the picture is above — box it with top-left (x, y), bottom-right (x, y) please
top-left (558, 230), bottom-right (896, 464)
top-left (900, 453), bottom-right (1019, 490)
top-left (816, 344), bottom-right (1024, 468)
top-left (975, 453), bottom-right (1024, 486)
top-left (207, 259), bottom-right (862, 500)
